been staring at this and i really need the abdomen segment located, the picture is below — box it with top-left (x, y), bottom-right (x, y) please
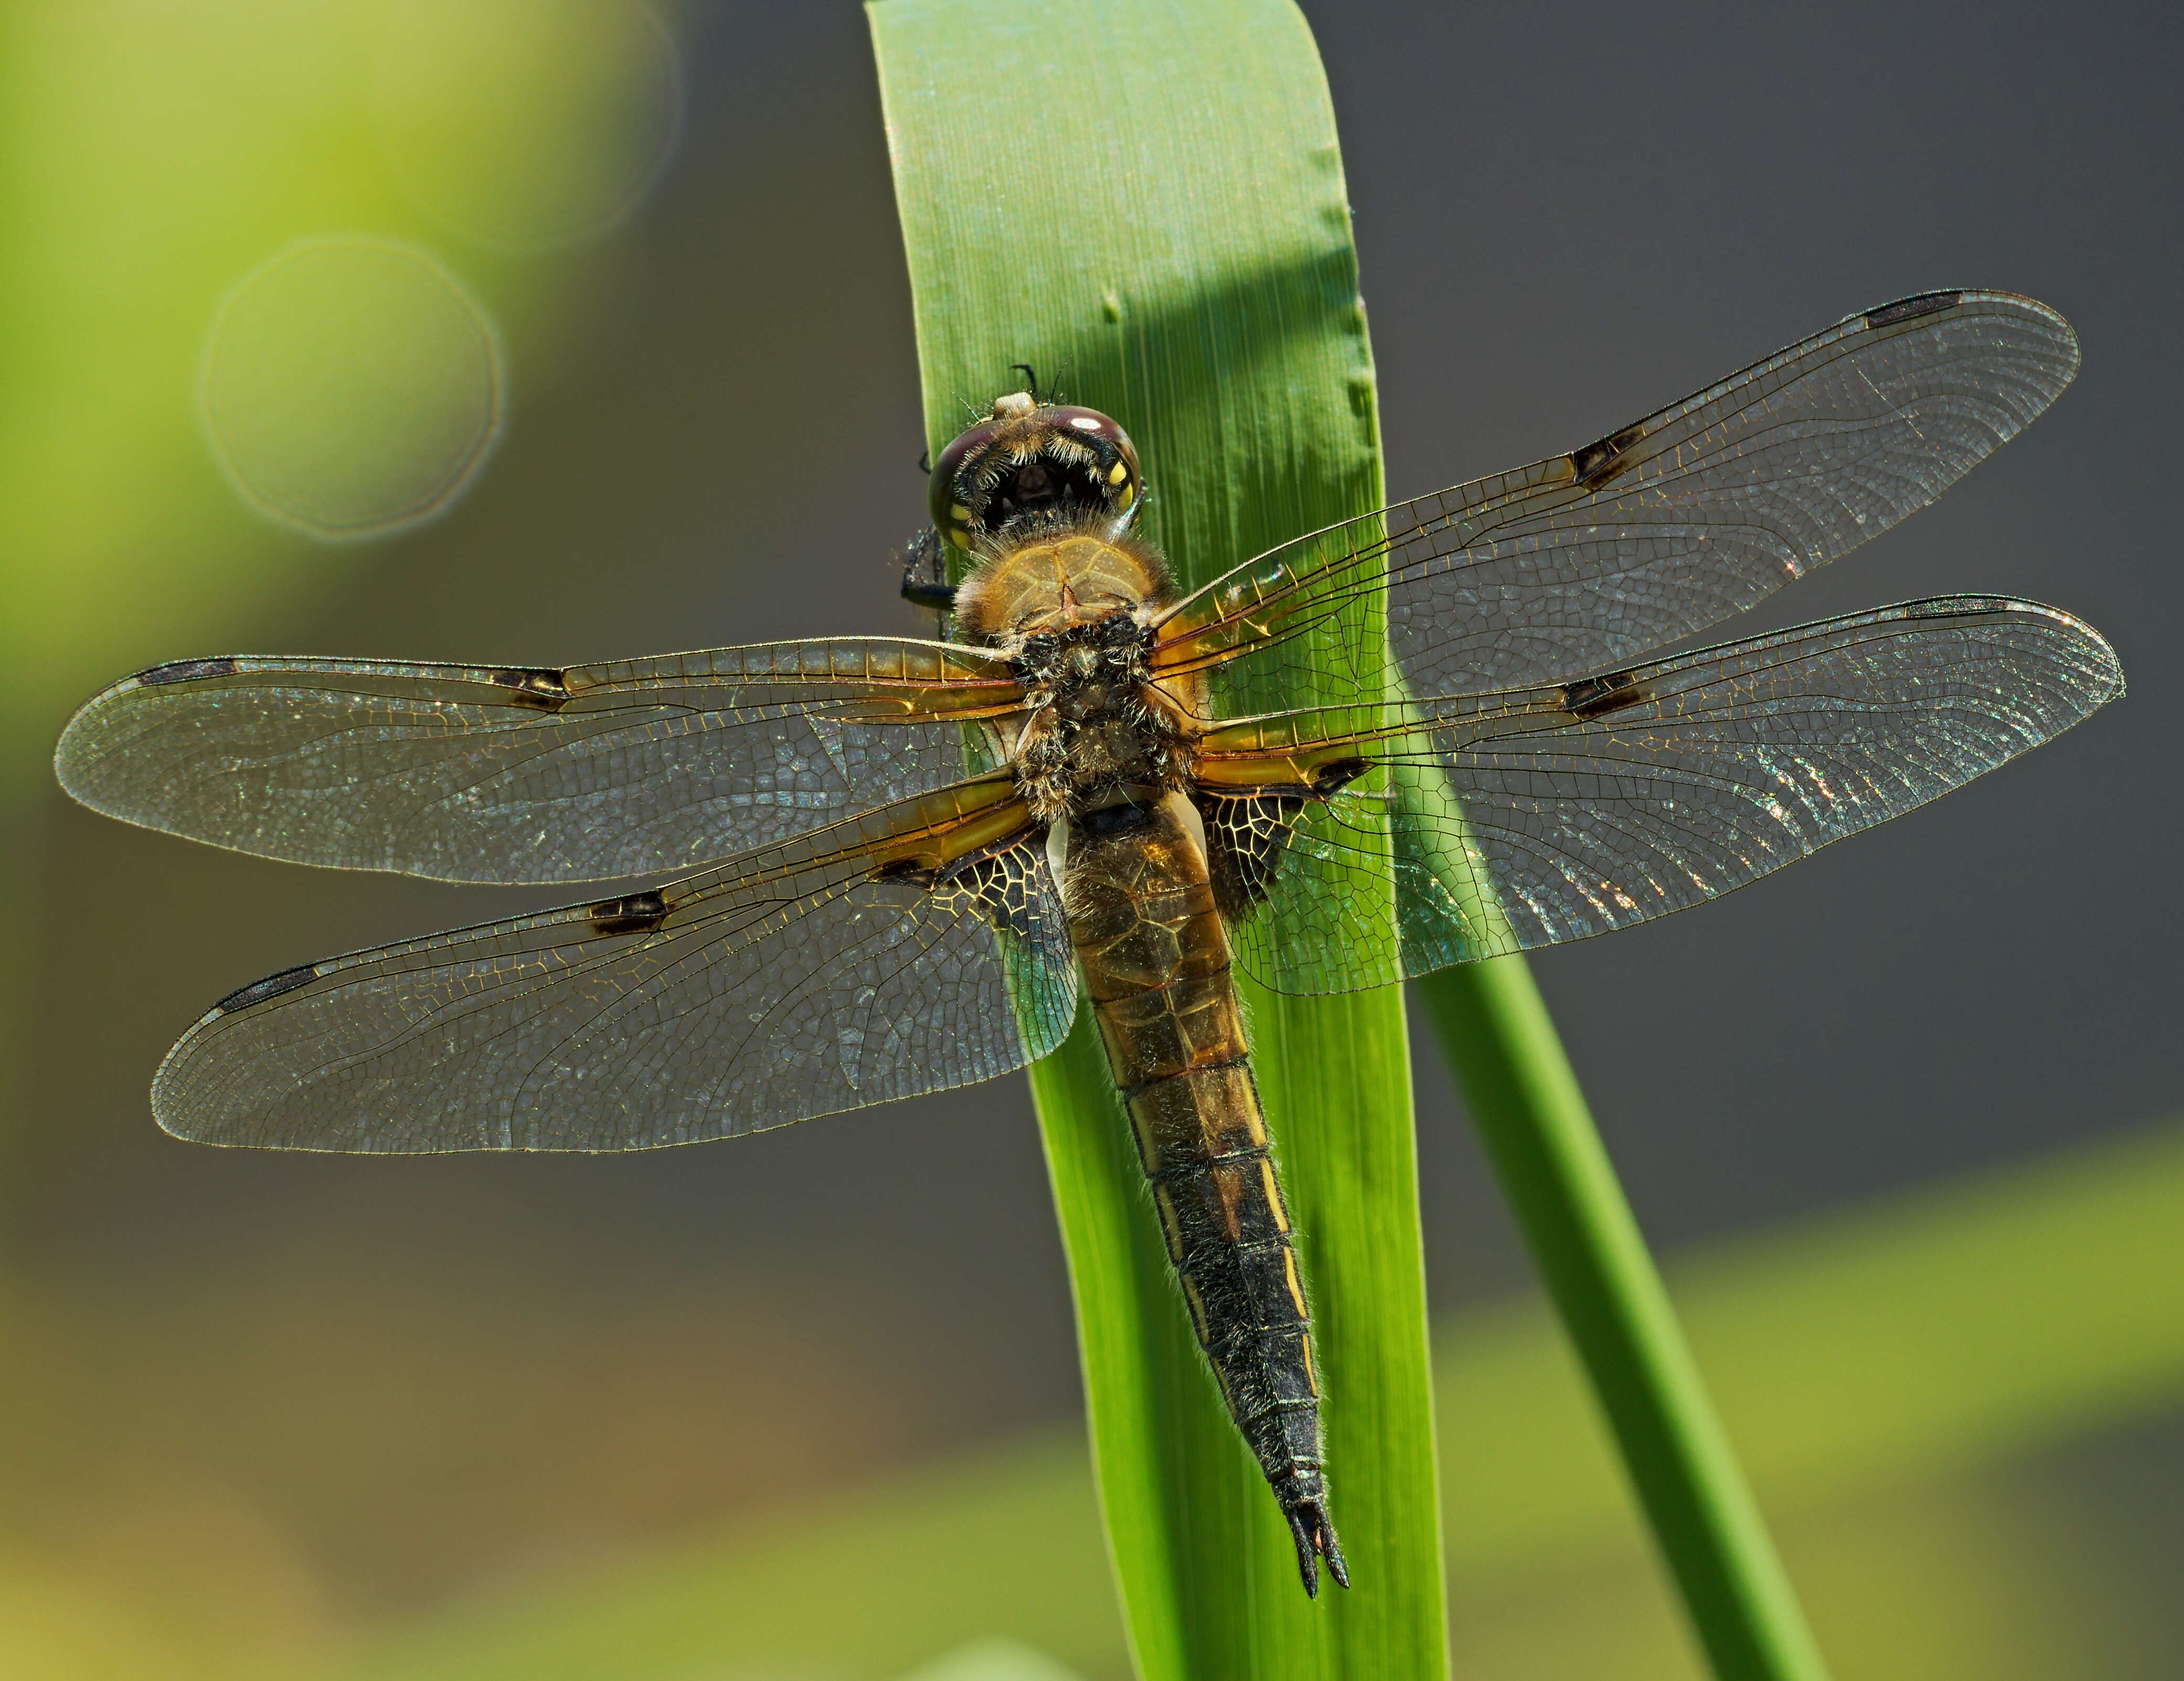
top-left (1061, 793), bottom-right (1348, 1594)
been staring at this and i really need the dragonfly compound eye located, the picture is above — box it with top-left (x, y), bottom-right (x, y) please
top-left (928, 396), bottom-right (1141, 549)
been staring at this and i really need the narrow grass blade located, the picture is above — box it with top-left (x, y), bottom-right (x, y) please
top-left (869, 3), bottom-right (1446, 1676)
top-left (1419, 960), bottom-right (1831, 1680)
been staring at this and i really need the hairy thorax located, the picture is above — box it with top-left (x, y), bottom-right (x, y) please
top-left (954, 527), bottom-right (1207, 826)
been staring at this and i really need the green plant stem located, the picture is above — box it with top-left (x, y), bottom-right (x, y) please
top-left (1419, 958), bottom-right (1831, 1681)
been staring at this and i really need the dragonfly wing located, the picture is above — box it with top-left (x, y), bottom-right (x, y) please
top-left (1155, 292), bottom-right (2081, 701)
top-left (1194, 598), bottom-right (2122, 995)
top-left (56, 639), bottom-right (1023, 884)
top-left (152, 780), bottom-right (1075, 1150)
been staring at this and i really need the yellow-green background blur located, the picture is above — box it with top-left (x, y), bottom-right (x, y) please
top-left (4, 4), bottom-right (2179, 1678)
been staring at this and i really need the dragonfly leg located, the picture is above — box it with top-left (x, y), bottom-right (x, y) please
top-left (899, 526), bottom-right (957, 613)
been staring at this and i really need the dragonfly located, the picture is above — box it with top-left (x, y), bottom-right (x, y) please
top-left (55, 290), bottom-right (2122, 1595)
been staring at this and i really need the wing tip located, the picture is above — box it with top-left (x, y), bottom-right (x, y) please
top-left (52, 705), bottom-right (133, 815)
top-left (1909, 594), bottom-right (2125, 718)
top-left (150, 1026), bottom-right (221, 1146)
top-left (52, 656), bottom-right (245, 811)
top-left (150, 964), bottom-right (322, 1147)
top-left (1996, 597), bottom-right (2123, 701)
top-left (1856, 288), bottom-right (2080, 390)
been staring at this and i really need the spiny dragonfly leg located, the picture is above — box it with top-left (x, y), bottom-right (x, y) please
top-left (899, 525), bottom-right (957, 613)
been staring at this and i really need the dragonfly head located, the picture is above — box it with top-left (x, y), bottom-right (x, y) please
top-left (929, 393), bottom-right (1140, 551)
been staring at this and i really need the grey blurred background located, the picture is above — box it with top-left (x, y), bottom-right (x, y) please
top-left (7, 0), bottom-right (2178, 1669)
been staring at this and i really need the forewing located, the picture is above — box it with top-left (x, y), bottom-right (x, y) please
top-left (152, 781), bottom-right (1076, 1150)
top-left (56, 639), bottom-right (1023, 884)
top-left (1194, 598), bottom-right (2122, 995)
top-left (1155, 292), bottom-right (2080, 701)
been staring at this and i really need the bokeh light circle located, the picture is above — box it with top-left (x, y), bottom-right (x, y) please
top-left (370, 0), bottom-right (684, 250)
top-left (198, 237), bottom-right (505, 542)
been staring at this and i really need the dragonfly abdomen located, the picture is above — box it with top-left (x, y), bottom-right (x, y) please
top-left (1062, 792), bottom-right (1348, 1594)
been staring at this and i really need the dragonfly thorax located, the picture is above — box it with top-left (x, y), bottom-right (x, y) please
top-left (958, 527), bottom-right (1201, 823)
top-left (1020, 611), bottom-right (1150, 718)
top-left (1006, 609), bottom-right (1199, 825)
top-left (953, 528), bottom-right (1174, 643)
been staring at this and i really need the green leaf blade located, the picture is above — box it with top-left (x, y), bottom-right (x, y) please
top-left (869, 3), bottom-right (1447, 1676)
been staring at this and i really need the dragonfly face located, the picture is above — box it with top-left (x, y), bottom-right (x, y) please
top-left (55, 290), bottom-right (2124, 1596)
top-left (928, 388), bottom-right (1140, 550)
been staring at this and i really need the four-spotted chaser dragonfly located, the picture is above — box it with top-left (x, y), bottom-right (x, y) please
top-left (55, 291), bottom-right (2121, 1593)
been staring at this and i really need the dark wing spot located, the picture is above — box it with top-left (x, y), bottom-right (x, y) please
top-left (585, 890), bottom-right (669, 937)
top-left (1865, 291), bottom-right (1962, 329)
top-left (491, 667), bottom-right (570, 710)
top-left (937, 831), bottom-right (1050, 939)
top-left (871, 857), bottom-right (938, 889)
top-left (1310, 758), bottom-right (1371, 797)
top-left (138, 656), bottom-right (240, 686)
top-left (213, 963), bottom-right (319, 1015)
top-left (1197, 789), bottom-right (1305, 921)
top-left (1568, 422), bottom-right (1647, 490)
top-left (1562, 668), bottom-right (1653, 720)
top-left (1195, 761), bottom-right (1374, 921)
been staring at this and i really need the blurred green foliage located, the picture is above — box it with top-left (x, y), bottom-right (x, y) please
top-left (0, 0), bottom-right (676, 1143)
top-left (320, 1117), bottom-right (2184, 1681)
top-left (0, 0), bottom-right (666, 782)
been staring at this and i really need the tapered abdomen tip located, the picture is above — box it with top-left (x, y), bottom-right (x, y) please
top-left (1286, 1501), bottom-right (1349, 1597)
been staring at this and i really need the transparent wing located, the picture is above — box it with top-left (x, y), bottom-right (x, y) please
top-left (56, 639), bottom-right (1024, 885)
top-left (1193, 598), bottom-right (2122, 995)
top-left (1154, 292), bottom-right (2080, 704)
top-left (152, 780), bottom-right (1076, 1151)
